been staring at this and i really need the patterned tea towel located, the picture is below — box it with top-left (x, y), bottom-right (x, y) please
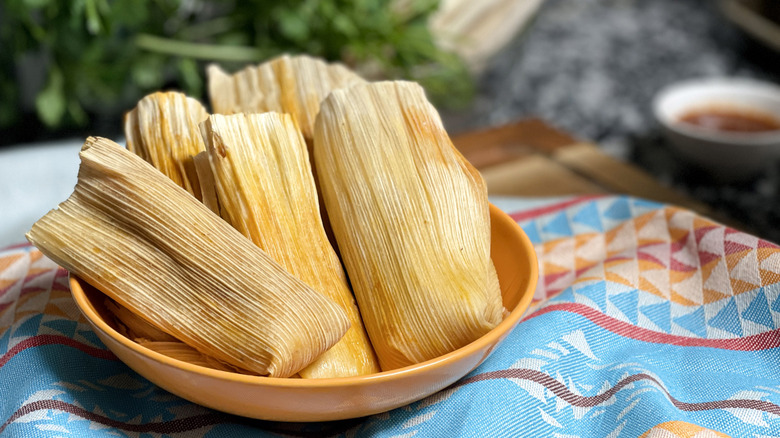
top-left (1, 195), bottom-right (779, 437)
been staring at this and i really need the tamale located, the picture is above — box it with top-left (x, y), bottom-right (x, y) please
top-left (137, 341), bottom-right (257, 374)
top-left (105, 298), bottom-right (258, 375)
top-left (208, 54), bottom-right (363, 247)
top-left (104, 298), bottom-right (177, 342)
top-left (26, 137), bottom-right (350, 377)
top-left (192, 151), bottom-right (221, 215)
top-left (200, 113), bottom-right (380, 378)
top-left (207, 54), bottom-right (364, 141)
top-left (313, 81), bottom-right (504, 370)
top-left (124, 91), bottom-right (209, 199)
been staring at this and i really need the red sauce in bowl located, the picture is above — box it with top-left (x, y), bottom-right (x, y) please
top-left (678, 106), bottom-right (780, 133)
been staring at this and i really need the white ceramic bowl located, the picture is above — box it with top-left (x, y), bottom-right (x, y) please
top-left (653, 78), bottom-right (780, 181)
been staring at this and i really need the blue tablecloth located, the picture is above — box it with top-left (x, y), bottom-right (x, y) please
top-left (2, 194), bottom-right (779, 436)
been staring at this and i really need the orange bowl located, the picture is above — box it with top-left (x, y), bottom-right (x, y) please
top-left (69, 203), bottom-right (538, 422)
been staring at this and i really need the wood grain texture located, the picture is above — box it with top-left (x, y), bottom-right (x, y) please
top-left (452, 118), bottom-right (716, 218)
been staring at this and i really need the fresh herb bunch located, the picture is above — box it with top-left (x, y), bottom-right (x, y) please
top-left (0, 0), bottom-right (473, 133)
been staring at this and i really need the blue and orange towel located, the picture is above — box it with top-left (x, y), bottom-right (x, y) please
top-left (1, 195), bottom-right (779, 436)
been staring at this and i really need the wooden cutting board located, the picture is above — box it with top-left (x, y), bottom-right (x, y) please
top-left (452, 118), bottom-right (716, 218)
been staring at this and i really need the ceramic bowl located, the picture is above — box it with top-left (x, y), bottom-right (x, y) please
top-left (652, 78), bottom-right (780, 181)
top-left (69, 203), bottom-right (538, 422)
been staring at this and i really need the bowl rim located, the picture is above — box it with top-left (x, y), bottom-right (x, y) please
top-left (652, 77), bottom-right (780, 145)
top-left (69, 203), bottom-right (538, 389)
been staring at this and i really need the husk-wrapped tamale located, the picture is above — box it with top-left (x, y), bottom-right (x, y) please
top-left (124, 91), bottom-right (209, 199)
top-left (200, 112), bottom-right (380, 378)
top-left (137, 341), bottom-right (257, 374)
top-left (192, 151), bottom-right (221, 215)
top-left (106, 298), bottom-right (254, 374)
top-left (104, 296), bottom-right (259, 374)
top-left (26, 137), bottom-right (350, 377)
top-left (104, 298), bottom-right (178, 342)
top-left (313, 81), bottom-right (504, 370)
top-left (208, 54), bottom-right (364, 247)
top-left (207, 54), bottom-right (364, 141)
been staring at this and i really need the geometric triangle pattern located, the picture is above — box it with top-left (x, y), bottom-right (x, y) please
top-left (608, 289), bottom-right (639, 325)
top-left (741, 288), bottom-right (773, 329)
top-left (602, 196), bottom-right (631, 222)
top-left (574, 282), bottom-right (607, 312)
top-left (571, 201), bottom-right (603, 233)
top-left (673, 306), bottom-right (707, 338)
top-left (639, 421), bottom-right (730, 438)
top-left (541, 211), bottom-right (573, 238)
top-left (5, 194), bottom-right (780, 437)
top-left (514, 196), bottom-right (780, 339)
top-left (491, 198), bottom-right (780, 438)
top-left (706, 297), bottom-right (743, 337)
top-left (639, 301), bottom-right (671, 333)
top-left (521, 219), bottom-right (543, 245)
top-left (0, 246), bottom-right (89, 336)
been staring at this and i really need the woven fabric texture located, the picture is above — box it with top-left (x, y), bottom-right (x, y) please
top-left (1, 195), bottom-right (779, 437)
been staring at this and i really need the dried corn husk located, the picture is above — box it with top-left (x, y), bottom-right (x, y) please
top-left (200, 113), bottom-right (380, 378)
top-left (192, 151), bottom-right (221, 215)
top-left (313, 81), bottom-right (503, 370)
top-left (207, 54), bottom-right (364, 141)
top-left (107, 298), bottom-right (258, 375)
top-left (124, 91), bottom-right (209, 199)
top-left (104, 298), bottom-right (177, 342)
top-left (137, 341), bottom-right (257, 374)
top-left (26, 137), bottom-right (350, 377)
top-left (208, 55), bottom-right (362, 248)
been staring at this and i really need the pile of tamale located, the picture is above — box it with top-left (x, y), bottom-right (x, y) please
top-left (26, 54), bottom-right (504, 379)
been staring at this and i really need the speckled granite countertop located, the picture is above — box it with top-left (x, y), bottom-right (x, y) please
top-left (442, 0), bottom-right (780, 243)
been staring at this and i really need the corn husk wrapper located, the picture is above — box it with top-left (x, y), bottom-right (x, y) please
top-left (313, 81), bottom-right (503, 370)
top-left (207, 54), bottom-right (364, 141)
top-left (208, 54), bottom-right (363, 248)
top-left (124, 91), bottom-right (209, 199)
top-left (137, 341), bottom-right (258, 375)
top-left (104, 298), bottom-right (177, 343)
top-left (106, 298), bottom-right (258, 375)
top-left (26, 137), bottom-right (350, 377)
top-left (200, 113), bottom-right (380, 378)
top-left (192, 151), bottom-right (221, 215)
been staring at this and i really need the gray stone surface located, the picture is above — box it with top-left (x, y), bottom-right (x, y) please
top-left (443, 0), bottom-right (780, 243)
